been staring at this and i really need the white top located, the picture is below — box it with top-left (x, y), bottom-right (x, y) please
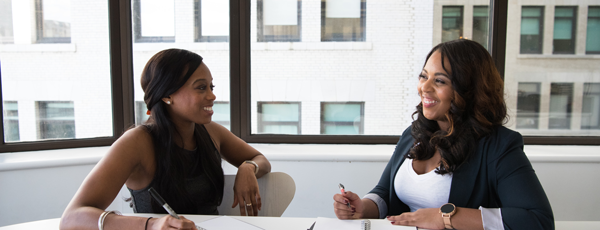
top-left (364, 158), bottom-right (505, 230)
top-left (394, 158), bottom-right (453, 212)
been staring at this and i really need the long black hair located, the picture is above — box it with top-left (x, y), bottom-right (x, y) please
top-left (140, 48), bottom-right (224, 213)
top-left (408, 39), bottom-right (507, 174)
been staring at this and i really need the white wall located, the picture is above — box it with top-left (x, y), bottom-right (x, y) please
top-left (1, 144), bottom-right (599, 227)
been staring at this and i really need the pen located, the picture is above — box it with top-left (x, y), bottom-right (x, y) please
top-left (338, 183), bottom-right (351, 208)
top-left (148, 187), bottom-right (180, 219)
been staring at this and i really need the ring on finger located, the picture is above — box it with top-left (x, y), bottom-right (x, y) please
top-left (246, 203), bottom-right (252, 207)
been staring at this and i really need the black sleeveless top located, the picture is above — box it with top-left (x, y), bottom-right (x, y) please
top-left (127, 125), bottom-right (222, 215)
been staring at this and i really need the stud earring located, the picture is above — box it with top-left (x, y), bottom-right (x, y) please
top-left (166, 101), bottom-right (171, 105)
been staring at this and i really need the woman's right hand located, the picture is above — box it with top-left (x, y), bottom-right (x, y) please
top-left (148, 215), bottom-right (198, 230)
top-left (333, 191), bottom-right (363, 219)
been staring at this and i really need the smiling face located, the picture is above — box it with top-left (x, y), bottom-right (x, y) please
top-left (164, 62), bottom-right (216, 125)
top-left (418, 51), bottom-right (454, 130)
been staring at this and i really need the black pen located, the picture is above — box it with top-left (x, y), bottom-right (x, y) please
top-left (148, 187), bottom-right (180, 219)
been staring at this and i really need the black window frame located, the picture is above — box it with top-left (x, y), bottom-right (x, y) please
top-left (132, 0), bottom-right (175, 43)
top-left (586, 6), bottom-right (600, 54)
top-left (35, 0), bottom-right (72, 44)
top-left (320, 0), bottom-right (366, 42)
top-left (256, 0), bottom-right (302, 42)
top-left (320, 102), bottom-right (364, 135)
top-left (520, 5), bottom-right (544, 54)
top-left (552, 6), bottom-right (578, 54)
top-left (195, 0), bottom-right (229, 42)
top-left (0, 0), bottom-right (598, 154)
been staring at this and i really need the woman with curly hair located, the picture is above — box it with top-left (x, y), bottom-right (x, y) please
top-left (333, 39), bottom-right (553, 230)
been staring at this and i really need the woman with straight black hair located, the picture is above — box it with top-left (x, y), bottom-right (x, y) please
top-left (60, 49), bottom-right (271, 230)
top-left (333, 39), bottom-right (554, 230)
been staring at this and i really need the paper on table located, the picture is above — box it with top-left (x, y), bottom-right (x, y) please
top-left (312, 217), bottom-right (369, 230)
top-left (195, 216), bottom-right (264, 230)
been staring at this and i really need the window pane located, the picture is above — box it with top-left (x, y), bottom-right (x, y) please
top-left (587, 7), bottom-right (600, 53)
top-left (472, 6), bottom-right (489, 49)
top-left (37, 0), bottom-right (71, 43)
top-left (442, 6), bottom-right (463, 42)
top-left (257, 102), bottom-right (300, 134)
top-left (321, 0), bottom-right (366, 41)
top-left (582, 83), bottom-right (600, 129)
top-left (506, 1), bottom-right (600, 137)
top-left (0, 0), bottom-right (14, 44)
top-left (321, 102), bottom-right (363, 135)
top-left (3, 101), bottom-right (20, 142)
top-left (132, 0), bottom-right (175, 42)
top-left (520, 6), bottom-right (543, 54)
top-left (196, 0), bottom-right (229, 42)
top-left (1, 0), bottom-right (112, 142)
top-left (553, 6), bottom-right (577, 54)
top-left (212, 101), bottom-right (231, 130)
top-left (251, 1), bottom-right (492, 136)
top-left (37, 101), bottom-right (75, 139)
top-left (549, 83), bottom-right (573, 129)
top-left (132, 1), bottom-right (230, 130)
top-left (135, 101), bottom-right (150, 125)
top-left (516, 83), bottom-right (541, 129)
top-left (257, 0), bottom-right (301, 42)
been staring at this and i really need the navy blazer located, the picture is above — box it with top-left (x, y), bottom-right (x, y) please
top-left (369, 125), bottom-right (554, 230)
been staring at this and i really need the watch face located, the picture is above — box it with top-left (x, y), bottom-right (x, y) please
top-left (440, 204), bottom-right (455, 213)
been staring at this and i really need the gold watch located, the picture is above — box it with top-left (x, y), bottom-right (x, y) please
top-left (440, 203), bottom-right (457, 229)
top-left (243, 160), bottom-right (259, 175)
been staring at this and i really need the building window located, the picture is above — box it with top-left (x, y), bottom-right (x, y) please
top-left (195, 0), bottom-right (229, 42)
top-left (472, 6), bottom-right (489, 49)
top-left (135, 101), bottom-right (150, 125)
top-left (520, 6), bottom-right (544, 54)
top-left (442, 6), bottom-right (463, 43)
top-left (321, 102), bottom-right (364, 135)
top-left (549, 83), bottom-right (573, 129)
top-left (35, 0), bottom-right (71, 43)
top-left (257, 102), bottom-right (301, 134)
top-left (212, 101), bottom-right (230, 130)
top-left (257, 0), bottom-right (301, 42)
top-left (3, 101), bottom-right (20, 142)
top-left (582, 83), bottom-right (600, 129)
top-left (36, 101), bottom-right (75, 140)
top-left (0, 0), bottom-right (14, 44)
top-left (586, 6), bottom-right (600, 54)
top-left (553, 6), bottom-right (577, 54)
top-left (516, 83), bottom-right (541, 129)
top-left (321, 0), bottom-right (366, 42)
top-left (132, 0), bottom-right (175, 43)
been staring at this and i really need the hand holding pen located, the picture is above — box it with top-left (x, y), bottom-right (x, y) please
top-left (148, 187), bottom-right (198, 230)
top-left (333, 183), bottom-right (362, 219)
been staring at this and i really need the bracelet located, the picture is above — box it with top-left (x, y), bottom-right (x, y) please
top-left (244, 160), bottom-right (259, 175)
top-left (145, 217), bottom-right (152, 230)
top-left (98, 210), bottom-right (122, 230)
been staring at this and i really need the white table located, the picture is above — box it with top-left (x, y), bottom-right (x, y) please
top-left (0, 214), bottom-right (598, 230)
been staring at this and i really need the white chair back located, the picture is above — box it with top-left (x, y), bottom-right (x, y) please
top-left (218, 172), bottom-right (296, 217)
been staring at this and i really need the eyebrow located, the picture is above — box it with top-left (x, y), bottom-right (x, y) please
top-left (192, 79), bottom-right (208, 85)
top-left (422, 69), bottom-right (450, 78)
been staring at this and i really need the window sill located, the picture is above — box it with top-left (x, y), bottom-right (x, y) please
top-left (0, 43), bottom-right (77, 53)
top-left (1, 144), bottom-right (599, 172)
top-left (131, 42), bottom-right (373, 52)
top-left (517, 54), bottom-right (600, 59)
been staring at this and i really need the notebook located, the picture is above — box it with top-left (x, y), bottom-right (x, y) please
top-left (195, 216), bottom-right (264, 230)
top-left (311, 217), bottom-right (371, 230)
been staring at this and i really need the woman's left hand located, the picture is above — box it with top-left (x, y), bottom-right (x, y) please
top-left (232, 163), bottom-right (261, 216)
top-left (387, 208), bottom-right (445, 229)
